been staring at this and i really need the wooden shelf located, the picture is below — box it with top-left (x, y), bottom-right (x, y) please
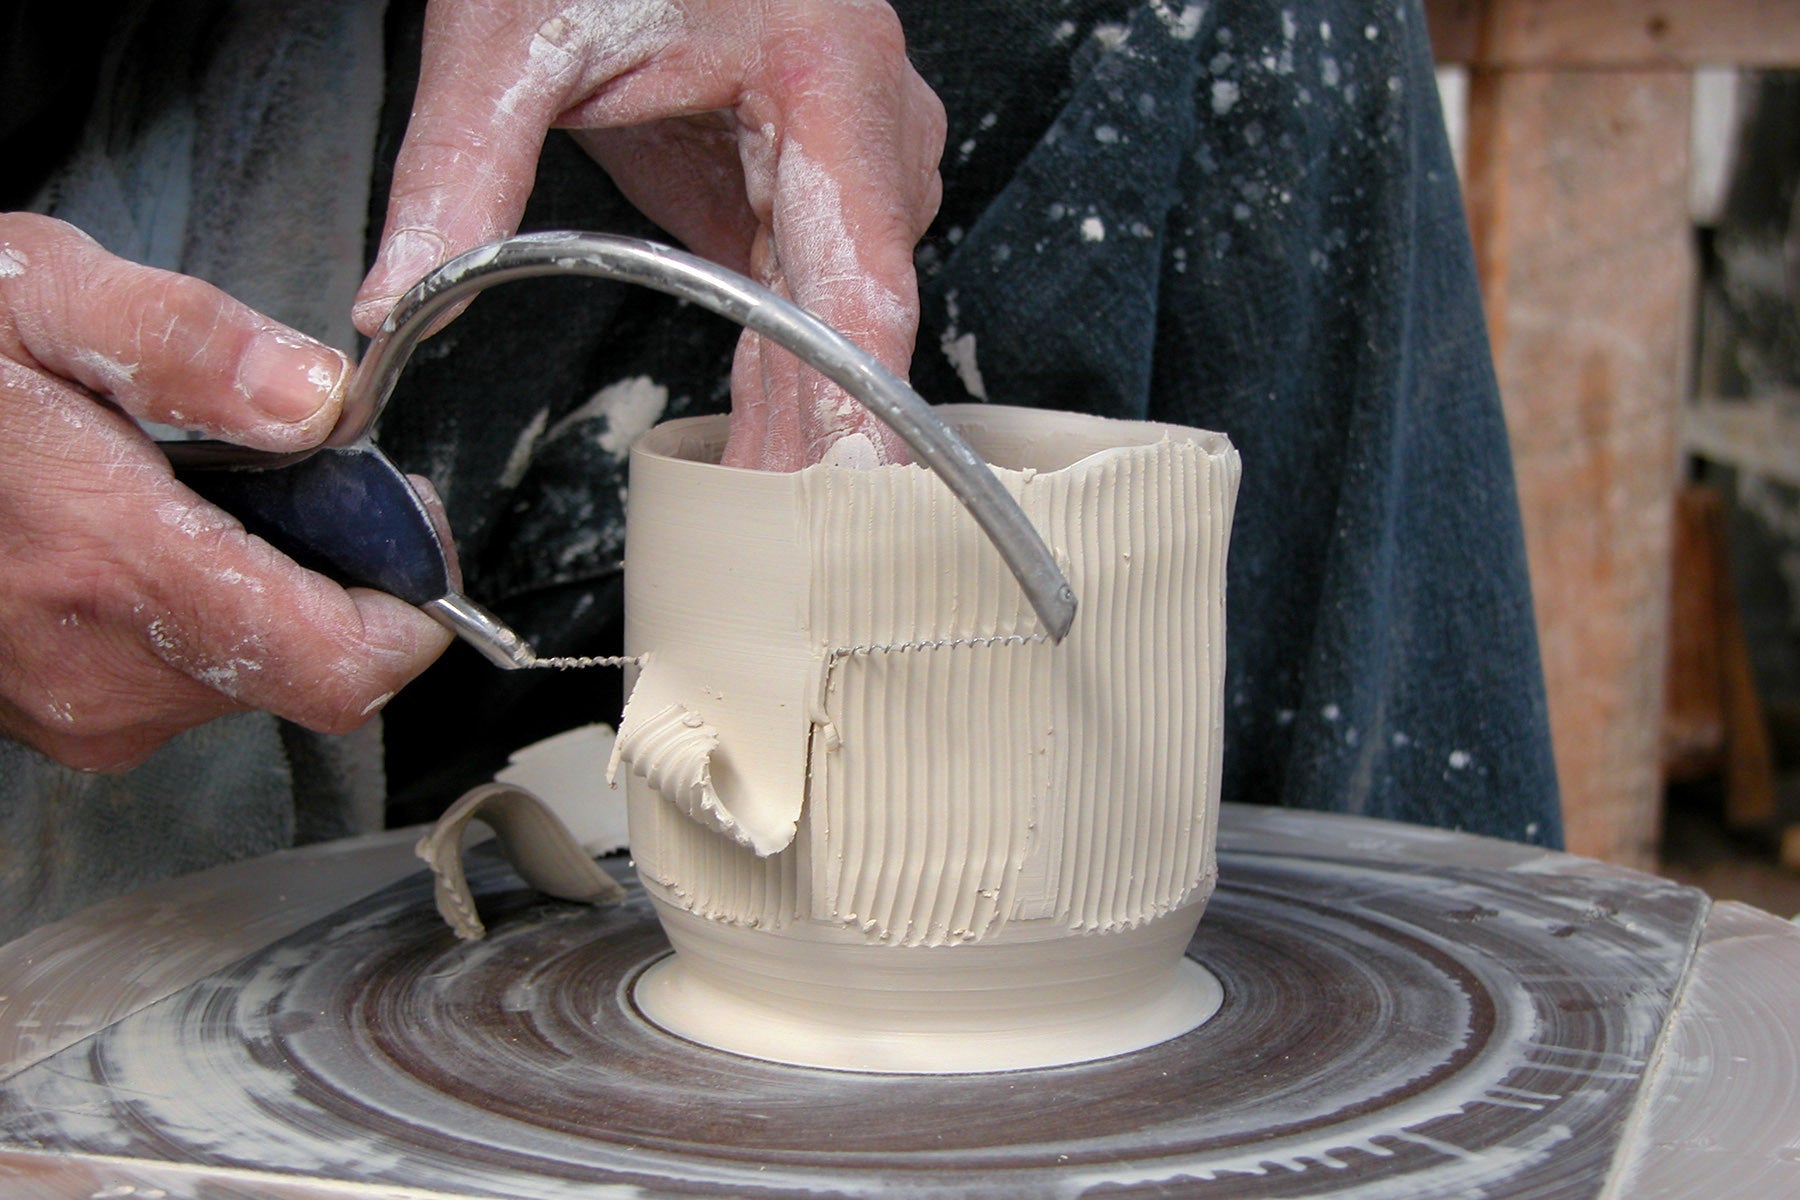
top-left (1428, 0), bottom-right (1800, 70)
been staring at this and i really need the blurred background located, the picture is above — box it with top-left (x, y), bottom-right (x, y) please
top-left (1425, 0), bottom-right (1800, 913)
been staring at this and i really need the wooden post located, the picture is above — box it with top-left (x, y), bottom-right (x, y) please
top-left (1446, 7), bottom-right (1698, 868)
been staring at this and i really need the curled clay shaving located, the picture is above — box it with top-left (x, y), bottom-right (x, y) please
top-left (416, 782), bottom-right (624, 940)
top-left (611, 699), bottom-right (794, 855)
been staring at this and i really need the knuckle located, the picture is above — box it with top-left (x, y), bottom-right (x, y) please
top-left (0, 211), bottom-right (80, 252)
top-left (116, 272), bottom-right (238, 372)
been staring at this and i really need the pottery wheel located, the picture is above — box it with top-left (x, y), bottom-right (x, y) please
top-left (0, 833), bottom-right (1711, 1199)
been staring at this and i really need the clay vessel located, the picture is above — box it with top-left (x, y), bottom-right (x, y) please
top-left (613, 404), bottom-right (1240, 1072)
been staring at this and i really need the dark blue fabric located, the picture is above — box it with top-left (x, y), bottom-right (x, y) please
top-left (376, 0), bottom-right (1562, 846)
top-left (903, 1), bottom-right (1562, 843)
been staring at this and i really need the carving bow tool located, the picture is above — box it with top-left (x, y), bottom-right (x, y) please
top-left (159, 233), bottom-right (1079, 667)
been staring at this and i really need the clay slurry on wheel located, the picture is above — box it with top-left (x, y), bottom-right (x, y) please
top-left (0, 843), bottom-right (1705, 1198)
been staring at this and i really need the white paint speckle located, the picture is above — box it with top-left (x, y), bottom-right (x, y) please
top-left (1149, 0), bottom-right (1204, 39)
top-left (1091, 22), bottom-right (1130, 51)
top-left (1212, 79), bottom-right (1241, 115)
top-left (941, 332), bottom-right (987, 401)
top-left (1080, 216), bottom-right (1107, 242)
top-left (498, 407), bottom-right (550, 491)
top-left (1448, 749), bottom-right (1472, 770)
top-left (1322, 56), bottom-right (1341, 88)
top-left (1052, 19), bottom-right (1076, 42)
top-left (548, 375), bottom-right (670, 459)
top-left (938, 290), bottom-right (988, 401)
top-left (1525, 822), bottom-right (1541, 839)
top-left (1094, 125), bottom-right (1120, 145)
top-left (1322, 703), bottom-right (1341, 722)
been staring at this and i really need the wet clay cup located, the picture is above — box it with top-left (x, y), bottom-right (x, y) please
top-left (612, 404), bottom-right (1240, 1072)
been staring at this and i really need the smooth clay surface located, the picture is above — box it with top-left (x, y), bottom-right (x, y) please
top-left (613, 405), bottom-right (1240, 1071)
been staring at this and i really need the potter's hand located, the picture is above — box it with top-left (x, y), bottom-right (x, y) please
top-left (354, 0), bottom-right (945, 470)
top-left (0, 214), bottom-right (451, 770)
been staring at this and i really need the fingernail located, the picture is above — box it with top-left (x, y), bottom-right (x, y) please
top-left (239, 331), bottom-right (347, 424)
top-left (356, 228), bottom-right (448, 331)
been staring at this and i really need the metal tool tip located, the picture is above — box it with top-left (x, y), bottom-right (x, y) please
top-left (1042, 585), bottom-right (1078, 644)
top-left (423, 594), bottom-right (539, 670)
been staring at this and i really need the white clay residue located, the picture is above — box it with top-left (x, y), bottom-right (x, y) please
top-left (775, 144), bottom-right (910, 343)
top-left (495, 1), bottom-right (682, 117)
top-left (69, 348), bottom-right (141, 400)
top-left (816, 431), bottom-right (879, 469)
top-left (0, 246), bottom-right (26, 277)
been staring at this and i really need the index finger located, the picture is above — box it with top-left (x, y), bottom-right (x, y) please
top-left (730, 7), bottom-right (946, 465)
top-left (353, 0), bottom-right (684, 334)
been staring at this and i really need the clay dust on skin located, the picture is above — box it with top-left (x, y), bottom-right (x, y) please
top-left (490, 0), bottom-right (684, 133)
top-left (776, 145), bottom-right (910, 340)
top-left (361, 2), bottom-right (682, 333)
top-left (773, 143), bottom-right (913, 463)
top-left (67, 349), bottom-right (142, 402)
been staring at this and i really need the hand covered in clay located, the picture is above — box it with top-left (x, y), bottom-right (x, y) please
top-left (0, 214), bottom-right (452, 770)
top-left (354, 0), bottom-right (945, 470)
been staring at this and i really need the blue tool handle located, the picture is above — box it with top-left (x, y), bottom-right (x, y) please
top-left (172, 442), bottom-right (453, 609)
